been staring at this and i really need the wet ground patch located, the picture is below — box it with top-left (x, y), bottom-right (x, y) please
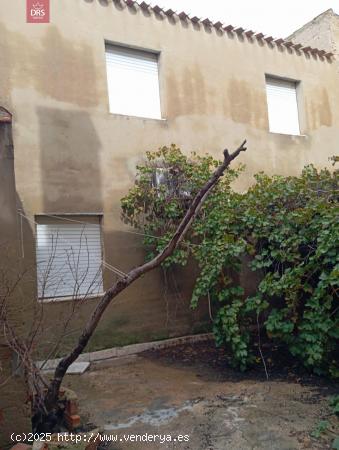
top-left (64, 340), bottom-right (338, 449)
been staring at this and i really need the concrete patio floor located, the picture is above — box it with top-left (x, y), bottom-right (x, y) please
top-left (63, 352), bottom-right (336, 450)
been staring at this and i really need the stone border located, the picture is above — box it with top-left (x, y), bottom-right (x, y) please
top-left (37, 333), bottom-right (213, 372)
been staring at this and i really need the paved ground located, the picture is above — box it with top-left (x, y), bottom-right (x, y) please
top-left (64, 349), bottom-right (337, 450)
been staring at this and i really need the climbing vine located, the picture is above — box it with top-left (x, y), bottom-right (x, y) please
top-left (121, 145), bottom-right (339, 376)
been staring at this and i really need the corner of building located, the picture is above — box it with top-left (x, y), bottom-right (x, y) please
top-left (287, 8), bottom-right (339, 55)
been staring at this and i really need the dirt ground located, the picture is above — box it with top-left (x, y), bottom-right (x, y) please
top-left (64, 341), bottom-right (338, 450)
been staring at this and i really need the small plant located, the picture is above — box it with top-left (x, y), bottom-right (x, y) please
top-left (311, 420), bottom-right (330, 438)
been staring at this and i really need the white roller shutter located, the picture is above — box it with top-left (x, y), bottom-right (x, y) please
top-left (266, 77), bottom-right (300, 135)
top-left (105, 44), bottom-right (161, 119)
top-left (36, 217), bottom-right (103, 299)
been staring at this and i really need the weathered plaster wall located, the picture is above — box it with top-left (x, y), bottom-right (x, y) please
top-left (330, 12), bottom-right (339, 57)
top-left (288, 9), bottom-right (336, 53)
top-left (289, 8), bottom-right (339, 76)
top-left (0, 1), bottom-right (338, 354)
top-left (0, 115), bottom-right (31, 448)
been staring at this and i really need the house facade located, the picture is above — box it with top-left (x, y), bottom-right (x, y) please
top-left (0, 1), bottom-right (339, 444)
top-left (1, 0), bottom-right (339, 355)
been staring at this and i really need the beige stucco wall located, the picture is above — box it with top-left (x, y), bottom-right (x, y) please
top-left (0, 117), bottom-right (31, 448)
top-left (0, 0), bottom-right (338, 353)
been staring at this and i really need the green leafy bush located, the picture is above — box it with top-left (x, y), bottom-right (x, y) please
top-left (121, 145), bottom-right (339, 376)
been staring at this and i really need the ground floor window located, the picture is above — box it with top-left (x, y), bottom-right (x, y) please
top-left (35, 215), bottom-right (103, 300)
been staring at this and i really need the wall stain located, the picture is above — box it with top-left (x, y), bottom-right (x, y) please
top-left (308, 88), bottom-right (332, 129)
top-left (309, 100), bottom-right (317, 130)
top-left (166, 70), bottom-right (182, 118)
top-left (37, 106), bottom-right (103, 210)
top-left (227, 78), bottom-right (266, 129)
top-left (166, 64), bottom-right (207, 117)
top-left (182, 65), bottom-right (207, 115)
top-left (0, 23), bottom-right (99, 108)
top-left (37, 27), bottom-right (99, 107)
top-left (318, 88), bottom-right (332, 127)
top-left (228, 79), bottom-right (251, 124)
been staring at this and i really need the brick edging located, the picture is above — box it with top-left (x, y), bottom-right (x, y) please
top-left (37, 333), bottom-right (213, 371)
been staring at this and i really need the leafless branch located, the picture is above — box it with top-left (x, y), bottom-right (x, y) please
top-left (45, 141), bottom-right (247, 410)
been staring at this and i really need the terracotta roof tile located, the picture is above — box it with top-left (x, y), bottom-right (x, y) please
top-left (223, 25), bottom-right (234, 32)
top-left (190, 16), bottom-right (200, 23)
top-left (202, 18), bottom-right (213, 26)
top-left (234, 27), bottom-right (245, 34)
top-left (255, 32), bottom-right (264, 39)
top-left (213, 21), bottom-right (223, 29)
top-left (139, 1), bottom-right (149, 9)
top-left (164, 8), bottom-right (175, 16)
top-left (178, 11), bottom-right (189, 20)
top-left (275, 38), bottom-right (284, 45)
top-left (152, 5), bottom-right (162, 14)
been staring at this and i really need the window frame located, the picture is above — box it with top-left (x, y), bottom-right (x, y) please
top-left (265, 74), bottom-right (303, 136)
top-left (104, 41), bottom-right (163, 121)
top-left (35, 214), bottom-right (104, 302)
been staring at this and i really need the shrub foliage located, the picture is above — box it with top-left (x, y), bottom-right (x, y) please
top-left (121, 145), bottom-right (339, 376)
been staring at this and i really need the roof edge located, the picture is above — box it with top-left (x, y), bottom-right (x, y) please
top-left (112, 0), bottom-right (334, 63)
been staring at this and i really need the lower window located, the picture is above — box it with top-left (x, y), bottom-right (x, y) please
top-left (35, 215), bottom-right (103, 300)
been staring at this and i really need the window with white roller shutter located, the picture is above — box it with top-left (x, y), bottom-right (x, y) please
top-left (265, 76), bottom-right (301, 135)
top-left (35, 216), bottom-right (103, 300)
top-left (105, 44), bottom-right (161, 119)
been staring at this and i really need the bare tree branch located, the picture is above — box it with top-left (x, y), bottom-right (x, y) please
top-left (45, 140), bottom-right (247, 409)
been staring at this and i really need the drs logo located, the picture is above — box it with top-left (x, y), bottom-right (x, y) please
top-left (26, 0), bottom-right (50, 23)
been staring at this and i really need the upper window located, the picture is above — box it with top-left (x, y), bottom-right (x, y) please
top-left (35, 216), bottom-right (103, 300)
top-left (265, 76), bottom-right (301, 135)
top-left (105, 44), bottom-right (161, 120)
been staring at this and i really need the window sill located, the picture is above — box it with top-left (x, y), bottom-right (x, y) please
top-left (269, 131), bottom-right (307, 138)
top-left (38, 292), bottom-right (104, 303)
top-left (108, 112), bottom-right (167, 122)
